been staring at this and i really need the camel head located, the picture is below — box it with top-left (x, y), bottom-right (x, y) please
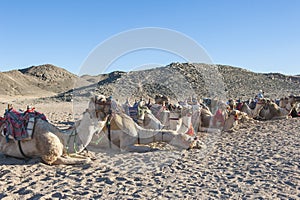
top-left (169, 133), bottom-right (198, 150)
top-left (222, 110), bottom-right (239, 131)
top-left (155, 94), bottom-right (169, 105)
top-left (256, 98), bottom-right (267, 107)
top-left (89, 95), bottom-right (111, 120)
top-left (288, 95), bottom-right (300, 105)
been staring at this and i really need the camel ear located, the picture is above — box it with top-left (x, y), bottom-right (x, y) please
top-left (88, 97), bottom-right (96, 111)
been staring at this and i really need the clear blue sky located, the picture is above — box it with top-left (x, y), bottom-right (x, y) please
top-left (1, 0), bottom-right (299, 75)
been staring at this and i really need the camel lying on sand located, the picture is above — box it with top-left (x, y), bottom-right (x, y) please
top-left (143, 105), bottom-right (195, 135)
top-left (87, 95), bottom-right (199, 153)
top-left (240, 98), bottom-right (266, 118)
top-left (148, 101), bottom-right (239, 132)
top-left (150, 103), bottom-right (170, 128)
top-left (0, 98), bottom-right (106, 165)
top-left (259, 98), bottom-right (295, 120)
top-left (199, 103), bottom-right (240, 132)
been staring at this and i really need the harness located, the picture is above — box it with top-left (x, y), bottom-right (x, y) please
top-left (93, 98), bottom-right (115, 148)
top-left (18, 140), bottom-right (29, 158)
top-left (106, 112), bottom-right (112, 148)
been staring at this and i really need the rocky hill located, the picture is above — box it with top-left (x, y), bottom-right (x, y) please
top-left (1, 63), bottom-right (299, 103)
top-left (0, 64), bottom-right (92, 96)
top-left (70, 63), bottom-right (300, 102)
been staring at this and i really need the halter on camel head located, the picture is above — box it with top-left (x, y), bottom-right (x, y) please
top-left (93, 95), bottom-right (113, 118)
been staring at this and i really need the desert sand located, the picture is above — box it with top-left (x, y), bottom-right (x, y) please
top-left (0, 96), bottom-right (299, 200)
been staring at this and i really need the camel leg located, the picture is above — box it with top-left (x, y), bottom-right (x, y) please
top-left (119, 135), bottom-right (155, 153)
top-left (200, 127), bottom-right (221, 133)
top-left (67, 153), bottom-right (89, 159)
top-left (121, 145), bottom-right (154, 153)
top-left (50, 156), bottom-right (91, 165)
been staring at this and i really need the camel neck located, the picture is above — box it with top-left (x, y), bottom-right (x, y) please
top-left (64, 111), bottom-right (105, 154)
top-left (153, 131), bottom-right (173, 143)
top-left (176, 115), bottom-right (190, 134)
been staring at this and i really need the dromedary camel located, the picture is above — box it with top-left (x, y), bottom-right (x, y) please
top-left (0, 98), bottom-right (106, 165)
top-left (87, 95), bottom-right (199, 152)
top-left (240, 98), bottom-right (266, 119)
top-left (198, 102), bottom-right (240, 131)
top-left (122, 98), bottom-right (238, 135)
top-left (142, 103), bottom-right (196, 136)
top-left (259, 98), bottom-right (295, 120)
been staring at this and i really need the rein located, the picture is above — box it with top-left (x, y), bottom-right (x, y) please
top-left (66, 128), bottom-right (79, 154)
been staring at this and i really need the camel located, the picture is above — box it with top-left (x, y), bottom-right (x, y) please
top-left (87, 95), bottom-right (199, 153)
top-left (259, 99), bottom-right (295, 120)
top-left (150, 103), bottom-right (170, 128)
top-left (228, 99), bottom-right (237, 110)
top-left (155, 94), bottom-right (169, 105)
top-left (148, 101), bottom-right (238, 132)
top-left (0, 97), bottom-right (106, 165)
top-left (240, 98), bottom-right (266, 118)
top-left (122, 98), bottom-right (190, 132)
top-left (288, 95), bottom-right (300, 104)
top-left (144, 105), bottom-right (194, 135)
top-left (198, 101), bottom-right (243, 131)
top-left (146, 103), bottom-right (196, 134)
top-left (140, 108), bottom-right (164, 130)
top-left (287, 95), bottom-right (300, 117)
top-left (199, 106), bottom-right (214, 128)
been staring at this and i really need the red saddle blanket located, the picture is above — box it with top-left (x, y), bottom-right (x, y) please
top-left (1, 109), bottom-right (47, 141)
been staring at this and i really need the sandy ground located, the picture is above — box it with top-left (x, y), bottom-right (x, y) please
top-left (0, 99), bottom-right (299, 199)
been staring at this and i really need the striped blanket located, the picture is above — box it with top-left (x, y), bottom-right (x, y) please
top-left (129, 106), bottom-right (138, 123)
top-left (2, 108), bottom-right (47, 141)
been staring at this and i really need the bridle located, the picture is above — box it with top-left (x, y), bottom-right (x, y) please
top-left (94, 98), bottom-right (112, 118)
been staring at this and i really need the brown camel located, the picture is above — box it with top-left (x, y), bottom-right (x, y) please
top-left (259, 99), bottom-right (295, 120)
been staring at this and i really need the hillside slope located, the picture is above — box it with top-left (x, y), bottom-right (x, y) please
top-left (70, 63), bottom-right (300, 102)
top-left (0, 64), bottom-right (80, 96)
top-left (1, 63), bottom-right (299, 102)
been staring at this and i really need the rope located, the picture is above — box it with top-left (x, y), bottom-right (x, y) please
top-left (66, 128), bottom-right (78, 154)
top-left (93, 132), bottom-right (106, 145)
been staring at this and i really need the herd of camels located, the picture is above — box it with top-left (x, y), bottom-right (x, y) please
top-left (0, 94), bottom-right (299, 165)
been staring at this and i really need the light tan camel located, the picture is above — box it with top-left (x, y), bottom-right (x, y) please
top-left (143, 104), bottom-right (195, 134)
top-left (240, 98), bottom-right (266, 118)
top-left (198, 102), bottom-right (244, 132)
top-left (142, 108), bottom-right (165, 130)
top-left (0, 98), bottom-right (106, 165)
top-left (146, 102), bottom-right (238, 132)
top-left (87, 95), bottom-right (199, 152)
top-left (150, 103), bottom-right (170, 128)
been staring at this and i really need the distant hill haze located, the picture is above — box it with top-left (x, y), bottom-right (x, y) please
top-left (0, 63), bottom-right (299, 102)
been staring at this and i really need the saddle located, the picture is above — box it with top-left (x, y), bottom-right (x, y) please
top-left (1, 107), bottom-right (47, 141)
top-left (129, 105), bottom-right (138, 123)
